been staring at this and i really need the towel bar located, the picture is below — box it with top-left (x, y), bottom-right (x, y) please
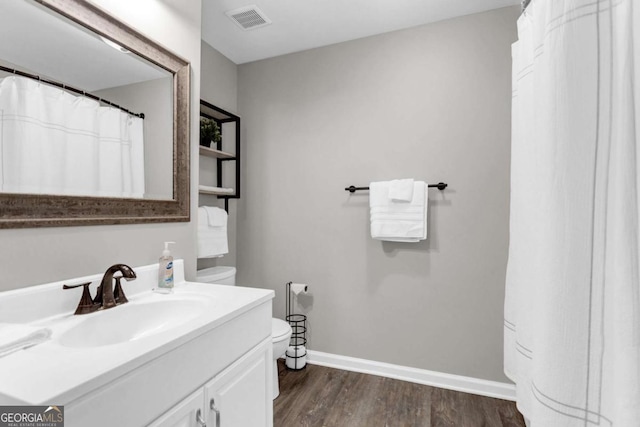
top-left (345, 182), bottom-right (448, 193)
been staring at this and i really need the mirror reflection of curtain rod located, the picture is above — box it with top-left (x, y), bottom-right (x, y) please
top-left (0, 65), bottom-right (144, 119)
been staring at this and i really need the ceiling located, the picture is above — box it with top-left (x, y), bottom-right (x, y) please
top-left (201, 0), bottom-right (521, 65)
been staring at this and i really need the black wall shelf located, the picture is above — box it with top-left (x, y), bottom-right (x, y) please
top-left (199, 100), bottom-right (241, 212)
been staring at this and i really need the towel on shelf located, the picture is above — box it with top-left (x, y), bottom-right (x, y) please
top-left (0, 323), bottom-right (52, 358)
top-left (197, 206), bottom-right (228, 258)
top-left (369, 180), bottom-right (428, 242)
top-left (388, 179), bottom-right (414, 202)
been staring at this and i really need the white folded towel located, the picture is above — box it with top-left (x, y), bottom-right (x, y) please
top-left (202, 206), bottom-right (227, 227)
top-left (0, 323), bottom-right (52, 358)
top-left (369, 181), bottom-right (428, 242)
top-left (197, 206), bottom-right (229, 258)
top-left (388, 179), bottom-right (414, 201)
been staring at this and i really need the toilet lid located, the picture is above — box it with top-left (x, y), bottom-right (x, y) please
top-left (272, 318), bottom-right (291, 339)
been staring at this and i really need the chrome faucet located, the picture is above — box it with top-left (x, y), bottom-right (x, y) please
top-left (64, 264), bottom-right (137, 315)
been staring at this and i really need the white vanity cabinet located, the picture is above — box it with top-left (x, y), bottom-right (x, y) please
top-left (58, 283), bottom-right (273, 427)
top-left (61, 296), bottom-right (273, 427)
top-left (150, 338), bottom-right (272, 427)
top-left (0, 264), bottom-right (274, 427)
top-left (148, 389), bottom-right (206, 427)
top-left (205, 338), bottom-right (272, 427)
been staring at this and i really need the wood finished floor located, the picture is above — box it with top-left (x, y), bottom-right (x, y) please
top-left (274, 360), bottom-right (525, 427)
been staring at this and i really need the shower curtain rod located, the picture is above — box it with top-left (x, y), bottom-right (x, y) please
top-left (0, 65), bottom-right (145, 119)
top-left (345, 182), bottom-right (448, 192)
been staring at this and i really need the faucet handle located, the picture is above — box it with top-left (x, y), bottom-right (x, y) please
top-left (113, 276), bottom-right (129, 305)
top-left (63, 282), bottom-right (98, 315)
top-left (62, 281), bottom-right (92, 290)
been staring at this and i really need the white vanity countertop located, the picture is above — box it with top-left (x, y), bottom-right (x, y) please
top-left (0, 262), bottom-right (274, 406)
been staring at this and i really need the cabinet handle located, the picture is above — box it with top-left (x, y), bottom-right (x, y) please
top-left (196, 409), bottom-right (207, 427)
top-left (210, 398), bottom-right (221, 427)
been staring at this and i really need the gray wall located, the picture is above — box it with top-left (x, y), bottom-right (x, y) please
top-left (201, 41), bottom-right (237, 111)
top-left (198, 41), bottom-right (239, 270)
top-left (0, 0), bottom-right (202, 291)
top-left (237, 6), bottom-right (518, 382)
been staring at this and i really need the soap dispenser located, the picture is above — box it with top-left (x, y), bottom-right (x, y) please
top-left (157, 241), bottom-right (175, 293)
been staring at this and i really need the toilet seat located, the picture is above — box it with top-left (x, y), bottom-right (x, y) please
top-left (272, 318), bottom-right (291, 341)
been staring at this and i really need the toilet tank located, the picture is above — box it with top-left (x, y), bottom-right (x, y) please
top-left (196, 266), bottom-right (236, 286)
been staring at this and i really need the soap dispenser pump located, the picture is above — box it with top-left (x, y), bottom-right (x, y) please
top-left (157, 241), bottom-right (175, 293)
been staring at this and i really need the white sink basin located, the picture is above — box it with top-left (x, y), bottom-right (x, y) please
top-left (58, 297), bottom-right (208, 348)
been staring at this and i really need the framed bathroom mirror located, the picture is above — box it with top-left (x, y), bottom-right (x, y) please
top-left (0, 0), bottom-right (190, 228)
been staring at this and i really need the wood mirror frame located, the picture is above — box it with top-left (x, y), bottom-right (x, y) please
top-left (0, 0), bottom-right (190, 228)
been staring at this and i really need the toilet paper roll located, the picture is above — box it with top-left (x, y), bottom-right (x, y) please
top-left (290, 283), bottom-right (308, 295)
top-left (285, 345), bottom-right (307, 370)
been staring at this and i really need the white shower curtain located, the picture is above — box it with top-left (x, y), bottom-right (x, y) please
top-left (0, 75), bottom-right (145, 198)
top-left (505, 0), bottom-right (640, 426)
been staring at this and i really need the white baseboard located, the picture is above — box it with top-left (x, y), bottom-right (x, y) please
top-left (304, 350), bottom-right (516, 401)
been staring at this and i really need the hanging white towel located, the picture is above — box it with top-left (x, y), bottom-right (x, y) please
top-left (388, 179), bottom-right (414, 201)
top-left (197, 206), bottom-right (228, 258)
top-left (202, 206), bottom-right (227, 227)
top-left (369, 181), bottom-right (427, 242)
top-left (0, 323), bottom-right (52, 358)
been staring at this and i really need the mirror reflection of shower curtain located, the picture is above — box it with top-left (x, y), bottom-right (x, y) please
top-left (0, 76), bottom-right (145, 198)
top-left (505, 0), bottom-right (639, 426)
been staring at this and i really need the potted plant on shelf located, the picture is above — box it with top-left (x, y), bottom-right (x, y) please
top-left (200, 117), bottom-right (222, 148)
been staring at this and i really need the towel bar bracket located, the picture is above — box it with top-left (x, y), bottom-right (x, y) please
top-left (345, 182), bottom-right (447, 193)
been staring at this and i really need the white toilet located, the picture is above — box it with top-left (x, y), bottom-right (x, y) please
top-left (196, 266), bottom-right (292, 399)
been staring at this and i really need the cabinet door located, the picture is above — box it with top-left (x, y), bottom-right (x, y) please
top-left (205, 338), bottom-right (272, 427)
top-left (148, 388), bottom-right (205, 427)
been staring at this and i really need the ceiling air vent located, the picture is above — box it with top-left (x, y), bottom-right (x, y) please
top-left (226, 5), bottom-right (272, 31)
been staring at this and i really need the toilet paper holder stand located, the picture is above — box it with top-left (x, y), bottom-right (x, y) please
top-left (285, 281), bottom-right (307, 370)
